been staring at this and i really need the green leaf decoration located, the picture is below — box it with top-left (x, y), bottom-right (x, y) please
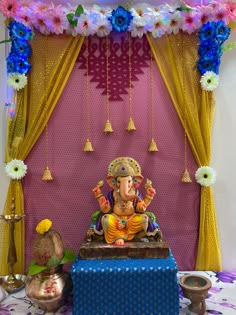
top-left (145, 211), bottom-right (156, 223)
top-left (177, 5), bottom-right (192, 12)
top-left (0, 38), bottom-right (12, 44)
top-left (66, 13), bottom-right (78, 27)
top-left (222, 42), bottom-right (236, 52)
top-left (60, 248), bottom-right (76, 265)
top-left (27, 261), bottom-right (48, 276)
top-left (75, 4), bottom-right (84, 17)
top-left (91, 210), bottom-right (101, 224)
top-left (46, 255), bottom-right (61, 268)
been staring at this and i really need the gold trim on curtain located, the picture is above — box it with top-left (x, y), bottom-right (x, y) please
top-left (147, 33), bottom-right (221, 271)
top-left (0, 33), bottom-right (84, 275)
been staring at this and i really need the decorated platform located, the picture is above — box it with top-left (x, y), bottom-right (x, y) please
top-left (80, 240), bottom-right (170, 259)
top-left (70, 251), bottom-right (179, 315)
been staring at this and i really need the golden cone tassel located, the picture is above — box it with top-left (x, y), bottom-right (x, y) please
top-left (83, 138), bottom-right (94, 152)
top-left (127, 117), bottom-right (136, 132)
top-left (42, 166), bottom-right (53, 181)
top-left (103, 120), bottom-right (114, 133)
top-left (181, 168), bottom-right (192, 183)
top-left (148, 138), bottom-right (158, 152)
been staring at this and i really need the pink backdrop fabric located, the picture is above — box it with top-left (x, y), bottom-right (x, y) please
top-left (24, 35), bottom-right (200, 271)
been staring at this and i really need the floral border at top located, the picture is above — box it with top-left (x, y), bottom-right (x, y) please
top-left (0, 0), bottom-right (236, 38)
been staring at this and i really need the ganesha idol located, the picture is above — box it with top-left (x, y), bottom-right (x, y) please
top-left (89, 157), bottom-right (162, 246)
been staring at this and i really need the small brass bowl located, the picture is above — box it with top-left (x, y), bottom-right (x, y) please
top-left (179, 274), bottom-right (212, 314)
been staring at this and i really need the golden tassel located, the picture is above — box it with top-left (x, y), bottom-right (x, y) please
top-left (148, 138), bottom-right (158, 152)
top-left (181, 169), bottom-right (192, 183)
top-left (103, 120), bottom-right (114, 133)
top-left (42, 166), bottom-right (53, 181)
top-left (83, 138), bottom-right (94, 152)
top-left (127, 117), bottom-right (136, 132)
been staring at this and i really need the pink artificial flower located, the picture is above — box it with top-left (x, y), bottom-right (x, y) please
top-left (31, 11), bottom-right (50, 35)
top-left (197, 5), bottom-right (214, 27)
top-left (0, 0), bottom-right (19, 18)
top-left (16, 7), bottom-right (32, 27)
top-left (214, 6), bottom-right (230, 24)
top-left (181, 11), bottom-right (201, 34)
top-left (46, 4), bottom-right (69, 35)
top-left (225, 1), bottom-right (236, 21)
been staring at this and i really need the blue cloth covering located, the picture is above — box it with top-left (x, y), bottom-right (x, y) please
top-left (71, 251), bottom-right (179, 315)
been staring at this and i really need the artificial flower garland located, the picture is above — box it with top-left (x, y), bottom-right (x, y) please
top-left (195, 166), bottom-right (217, 187)
top-left (0, 1), bottom-right (235, 38)
top-left (5, 159), bottom-right (27, 180)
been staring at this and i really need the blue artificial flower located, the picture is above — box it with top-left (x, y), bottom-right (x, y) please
top-left (11, 38), bottom-right (32, 58)
top-left (199, 21), bottom-right (216, 42)
top-left (198, 39), bottom-right (222, 58)
top-left (6, 53), bottom-right (19, 73)
top-left (109, 6), bottom-right (133, 32)
top-left (8, 20), bottom-right (19, 38)
top-left (197, 55), bottom-right (220, 75)
top-left (215, 20), bottom-right (230, 45)
top-left (6, 53), bottom-right (31, 74)
top-left (8, 20), bottom-right (33, 41)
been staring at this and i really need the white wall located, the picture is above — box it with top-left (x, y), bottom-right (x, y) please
top-left (0, 15), bottom-right (235, 270)
top-left (212, 26), bottom-right (236, 271)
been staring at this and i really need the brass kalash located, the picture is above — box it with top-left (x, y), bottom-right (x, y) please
top-left (0, 198), bottom-right (25, 293)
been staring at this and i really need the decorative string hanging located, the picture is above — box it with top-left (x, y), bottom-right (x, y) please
top-left (181, 35), bottom-right (192, 183)
top-left (148, 52), bottom-right (158, 153)
top-left (83, 37), bottom-right (94, 152)
top-left (127, 33), bottom-right (136, 132)
top-left (42, 36), bottom-right (53, 181)
top-left (104, 36), bottom-right (114, 133)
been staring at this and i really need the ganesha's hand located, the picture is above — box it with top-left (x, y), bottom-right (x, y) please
top-left (92, 186), bottom-right (102, 198)
top-left (100, 198), bottom-right (111, 213)
top-left (136, 200), bottom-right (147, 213)
top-left (117, 219), bottom-right (127, 230)
top-left (146, 187), bottom-right (156, 198)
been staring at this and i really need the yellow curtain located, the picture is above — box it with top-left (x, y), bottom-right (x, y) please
top-left (0, 33), bottom-right (84, 275)
top-left (147, 33), bottom-right (221, 271)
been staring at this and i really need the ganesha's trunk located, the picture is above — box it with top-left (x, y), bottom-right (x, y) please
top-left (119, 179), bottom-right (140, 202)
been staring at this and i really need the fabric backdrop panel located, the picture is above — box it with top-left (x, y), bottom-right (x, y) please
top-left (24, 35), bottom-right (200, 271)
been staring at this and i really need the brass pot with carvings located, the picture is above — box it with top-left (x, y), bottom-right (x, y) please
top-left (25, 265), bottom-right (72, 312)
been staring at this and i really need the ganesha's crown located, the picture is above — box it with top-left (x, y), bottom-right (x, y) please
top-left (107, 157), bottom-right (142, 178)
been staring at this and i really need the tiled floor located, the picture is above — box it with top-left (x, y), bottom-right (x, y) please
top-left (0, 271), bottom-right (236, 314)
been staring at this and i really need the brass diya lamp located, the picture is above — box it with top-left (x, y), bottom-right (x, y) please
top-left (179, 274), bottom-right (212, 314)
top-left (0, 198), bottom-right (25, 293)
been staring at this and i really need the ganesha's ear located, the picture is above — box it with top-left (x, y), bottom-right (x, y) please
top-left (133, 175), bottom-right (144, 189)
top-left (106, 176), bottom-right (116, 189)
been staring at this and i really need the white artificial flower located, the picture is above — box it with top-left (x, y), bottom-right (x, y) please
top-left (167, 11), bottom-right (182, 35)
top-left (200, 71), bottom-right (219, 91)
top-left (76, 13), bottom-right (97, 36)
top-left (96, 16), bottom-right (112, 37)
top-left (130, 17), bottom-right (147, 38)
top-left (7, 73), bottom-right (27, 91)
top-left (151, 14), bottom-right (166, 38)
top-left (5, 159), bottom-right (27, 180)
top-left (195, 166), bottom-right (216, 187)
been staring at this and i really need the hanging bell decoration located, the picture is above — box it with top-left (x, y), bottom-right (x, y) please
top-left (127, 117), bottom-right (136, 132)
top-left (148, 138), bottom-right (158, 152)
top-left (103, 120), bottom-right (114, 133)
top-left (83, 138), bottom-right (94, 152)
top-left (181, 168), bottom-right (192, 183)
top-left (42, 166), bottom-right (53, 181)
